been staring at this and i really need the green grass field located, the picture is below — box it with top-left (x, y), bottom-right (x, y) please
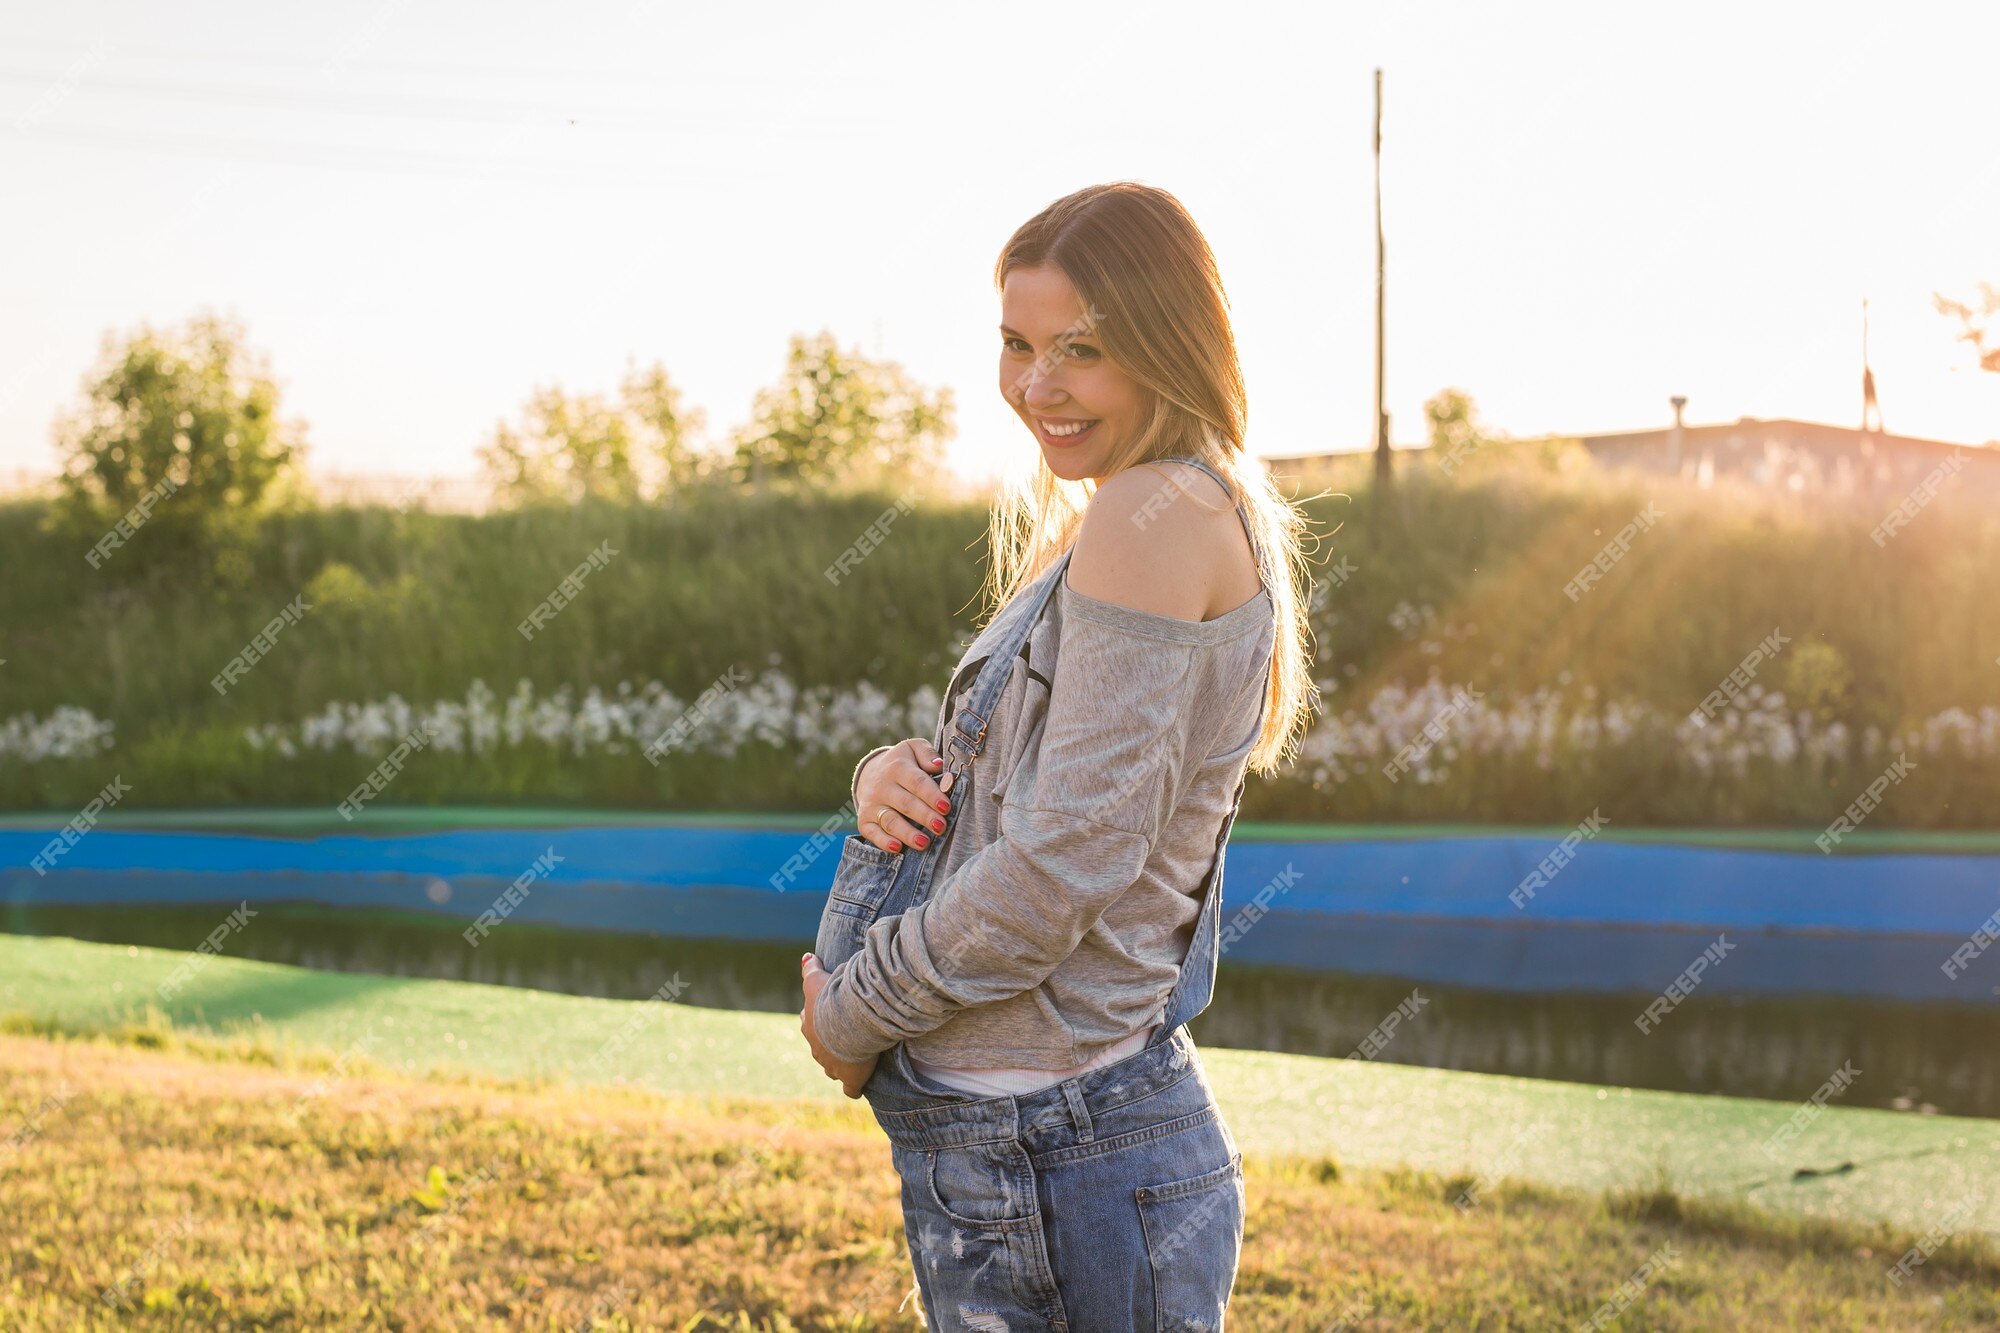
top-left (8, 1028), bottom-right (1998, 1330)
top-left (5, 934), bottom-right (1997, 1246)
top-left (5, 934), bottom-right (2000, 1329)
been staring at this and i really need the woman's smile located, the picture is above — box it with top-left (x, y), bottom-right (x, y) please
top-left (1033, 415), bottom-right (1100, 447)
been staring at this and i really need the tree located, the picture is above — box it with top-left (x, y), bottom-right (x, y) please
top-left (1424, 387), bottom-right (1481, 452)
top-left (1935, 282), bottom-right (2000, 375)
top-left (481, 385), bottom-right (641, 506)
top-left (1422, 387), bottom-right (1508, 476)
top-left (53, 309), bottom-right (305, 533)
top-left (730, 331), bottom-right (953, 488)
top-left (478, 359), bottom-right (710, 506)
top-left (619, 359), bottom-right (711, 494)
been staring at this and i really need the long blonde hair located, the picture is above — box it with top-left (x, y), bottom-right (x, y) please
top-left (978, 181), bottom-right (1321, 777)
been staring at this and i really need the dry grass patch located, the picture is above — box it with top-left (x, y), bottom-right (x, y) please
top-left (3, 1030), bottom-right (1996, 1331)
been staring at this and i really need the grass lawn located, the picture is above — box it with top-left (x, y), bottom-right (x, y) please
top-left (4, 935), bottom-right (1999, 1244)
top-left (4, 1025), bottom-right (1999, 1330)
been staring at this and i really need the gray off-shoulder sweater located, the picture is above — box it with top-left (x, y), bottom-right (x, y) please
top-left (814, 554), bottom-right (1275, 1070)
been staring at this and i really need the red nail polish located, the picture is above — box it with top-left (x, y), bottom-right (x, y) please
top-left (935, 799), bottom-right (950, 813)
top-left (930, 818), bottom-right (945, 833)
top-left (886, 841), bottom-right (902, 852)
top-left (913, 834), bottom-right (929, 848)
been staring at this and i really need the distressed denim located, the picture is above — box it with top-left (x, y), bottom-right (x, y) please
top-left (869, 1026), bottom-right (1245, 1331)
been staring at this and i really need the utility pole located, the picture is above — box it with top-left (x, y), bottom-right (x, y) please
top-left (1372, 68), bottom-right (1391, 498)
top-left (1860, 298), bottom-right (1885, 435)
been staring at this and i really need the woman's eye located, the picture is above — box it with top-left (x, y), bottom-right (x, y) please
top-left (1064, 343), bottom-right (1098, 361)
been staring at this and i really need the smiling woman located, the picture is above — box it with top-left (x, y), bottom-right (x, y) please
top-left (801, 180), bottom-right (1322, 1331)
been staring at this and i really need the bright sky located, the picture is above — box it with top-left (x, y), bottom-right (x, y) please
top-left (3, 2), bottom-right (1996, 494)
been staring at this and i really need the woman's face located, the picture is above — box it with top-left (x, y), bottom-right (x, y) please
top-left (998, 264), bottom-right (1146, 483)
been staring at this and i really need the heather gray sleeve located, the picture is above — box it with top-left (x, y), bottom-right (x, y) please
top-left (813, 588), bottom-right (1207, 1063)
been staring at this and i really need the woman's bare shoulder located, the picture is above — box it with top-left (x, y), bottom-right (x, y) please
top-left (1066, 465), bottom-right (1239, 623)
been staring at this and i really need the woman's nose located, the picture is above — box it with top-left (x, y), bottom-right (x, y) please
top-left (1020, 369), bottom-right (1066, 411)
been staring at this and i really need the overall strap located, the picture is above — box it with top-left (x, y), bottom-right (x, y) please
top-left (874, 549), bottom-right (1072, 922)
top-left (1146, 771), bottom-right (1245, 1043)
top-left (941, 551), bottom-right (1070, 775)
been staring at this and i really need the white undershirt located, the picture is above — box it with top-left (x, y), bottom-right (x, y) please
top-left (907, 1023), bottom-right (1160, 1097)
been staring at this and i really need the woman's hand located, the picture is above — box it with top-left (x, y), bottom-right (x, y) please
top-left (855, 738), bottom-right (954, 855)
top-left (800, 953), bottom-right (879, 1098)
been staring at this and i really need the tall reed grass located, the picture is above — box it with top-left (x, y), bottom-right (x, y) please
top-left (4, 450), bottom-right (1994, 827)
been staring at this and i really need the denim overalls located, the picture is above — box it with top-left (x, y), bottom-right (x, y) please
top-left (814, 455), bottom-right (1257, 1331)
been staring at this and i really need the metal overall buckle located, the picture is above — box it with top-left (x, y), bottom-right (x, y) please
top-left (943, 706), bottom-right (987, 770)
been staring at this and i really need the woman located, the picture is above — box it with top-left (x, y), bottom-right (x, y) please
top-left (799, 181), bottom-right (1317, 1331)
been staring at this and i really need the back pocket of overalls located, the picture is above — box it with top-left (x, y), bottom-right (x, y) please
top-left (1135, 1151), bottom-right (1244, 1331)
